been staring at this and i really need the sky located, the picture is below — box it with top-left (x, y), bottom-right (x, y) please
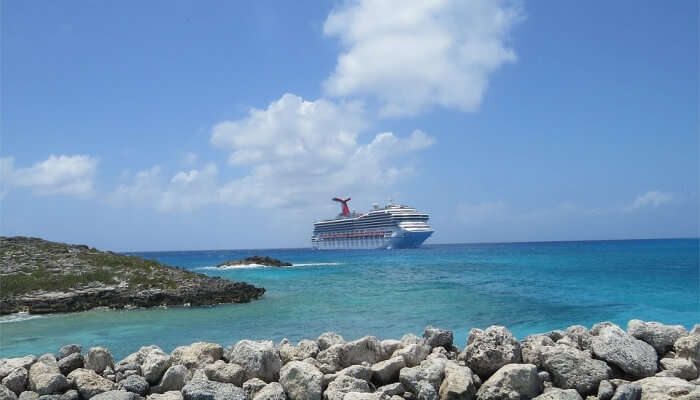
top-left (1, 0), bottom-right (698, 251)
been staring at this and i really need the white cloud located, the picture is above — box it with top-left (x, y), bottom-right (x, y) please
top-left (0, 155), bottom-right (98, 197)
top-left (323, 0), bottom-right (522, 116)
top-left (626, 190), bottom-right (674, 211)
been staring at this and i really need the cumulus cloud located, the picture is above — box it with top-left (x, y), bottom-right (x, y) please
top-left (626, 190), bottom-right (674, 211)
top-left (0, 154), bottom-right (98, 197)
top-left (323, 0), bottom-right (523, 116)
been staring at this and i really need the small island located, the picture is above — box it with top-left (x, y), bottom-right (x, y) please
top-left (216, 256), bottom-right (292, 268)
top-left (0, 236), bottom-right (265, 315)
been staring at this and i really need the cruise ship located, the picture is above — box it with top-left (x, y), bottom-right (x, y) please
top-left (312, 197), bottom-right (434, 250)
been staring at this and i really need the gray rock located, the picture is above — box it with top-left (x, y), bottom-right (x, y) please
top-left (438, 361), bottom-right (477, 400)
top-left (590, 324), bottom-right (657, 378)
top-left (203, 361), bottom-right (245, 386)
top-left (18, 392), bottom-right (39, 400)
top-left (152, 365), bottom-right (191, 394)
top-left (659, 357), bottom-right (698, 380)
top-left (627, 320), bottom-right (688, 355)
top-left (539, 345), bottom-right (611, 396)
top-left (399, 358), bottom-right (447, 397)
top-left (381, 341), bottom-right (402, 360)
top-left (0, 357), bottom-right (37, 381)
top-left (85, 348), bottom-right (114, 375)
top-left (565, 326), bottom-right (592, 351)
top-left (323, 366), bottom-right (373, 389)
top-left (533, 389), bottom-right (582, 400)
top-left (57, 346), bottom-right (82, 361)
top-left (597, 380), bottom-right (614, 400)
top-left (521, 336), bottom-right (555, 368)
top-left (59, 389), bottom-right (79, 400)
top-left (317, 333), bottom-right (345, 352)
top-left (280, 339), bottom-right (319, 364)
top-left (542, 331), bottom-right (566, 342)
top-left (2, 368), bottom-right (27, 395)
top-left (475, 364), bottom-right (539, 400)
top-left (0, 385), bottom-right (17, 400)
top-left (590, 323), bottom-right (617, 336)
top-left (66, 368), bottom-right (116, 399)
top-left (392, 345), bottom-right (431, 368)
top-left (635, 377), bottom-right (700, 400)
top-left (323, 375), bottom-right (370, 400)
top-left (692, 325), bottom-right (700, 336)
top-left (36, 357), bottom-right (55, 367)
top-left (423, 328), bottom-right (454, 350)
top-left (252, 382), bottom-right (285, 400)
top-left (37, 395), bottom-right (61, 400)
top-left (371, 357), bottom-right (405, 386)
top-left (675, 335), bottom-right (700, 370)
top-left (227, 340), bottom-right (281, 383)
top-left (141, 349), bottom-right (171, 385)
top-left (376, 383), bottom-right (405, 397)
top-left (317, 345), bottom-right (344, 373)
top-left (459, 326), bottom-right (522, 380)
top-left (609, 384), bottom-right (640, 400)
top-left (401, 334), bottom-right (424, 347)
top-left (90, 391), bottom-right (142, 400)
top-left (243, 378), bottom-right (267, 398)
top-left (279, 361), bottom-right (322, 400)
top-left (57, 354), bottom-right (84, 376)
top-left (181, 372), bottom-right (246, 400)
top-left (341, 337), bottom-right (386, 368)
top-left (28, 362), bottom-right (69, 396)
top-left (172, 343), bottom-right (223, 370)
top-left (147, 392), bottom-right (183, 400)
top-left (119, 375), bottom-right (149, 396)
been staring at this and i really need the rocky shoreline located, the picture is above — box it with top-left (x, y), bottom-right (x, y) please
top-left (0, 237), bottom-right (265, 315)
top-left (1, 320), bottom-right (698, 400)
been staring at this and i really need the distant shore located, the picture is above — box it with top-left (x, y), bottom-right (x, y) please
top-left (0, 319), bottom-right (698, 400)
top-left (0, 237), bottom-right (265, 315)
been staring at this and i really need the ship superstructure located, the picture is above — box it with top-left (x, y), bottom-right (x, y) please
top-left (312, 197), bottom-right (433, 250)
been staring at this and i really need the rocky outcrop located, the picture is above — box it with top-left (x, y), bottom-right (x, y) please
top-left (0, 237), bottom-right (264, 315)
top-left (627, 320), bottom-right (688, 355)
top-left (590, 324), bottom-right (657, 378)
top-left (279, 361), bottom-right (322, 400)
top-left (216, 257), bottom-right (291, 268)
top-left (459, 326), bottom-right (522, 379)
top-left (476, 363), bottom-right (539, 400)
top-left (539, 345), bottom-right (611, 395)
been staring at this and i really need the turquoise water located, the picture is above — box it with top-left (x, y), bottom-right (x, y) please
top-left (1, 239), bottom-right (698, 359)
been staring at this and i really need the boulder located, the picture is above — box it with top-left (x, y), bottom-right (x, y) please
top-left (172, 343), bottom-right (223, 370)
top-left (152, 365), bottom-right (191, 394)
top-left (371, 357), bottom-right (405, 386)
top-left (203, 361), bottom-right (245, 386)
top-left (475, 364), bottom-right (539, 400)
top-left (565, 326), bottom-right (592, 351)
top-left (181, 371), bottom-right (246, 400)
top-left (317, 333), bottom-right (345, 351)
top-left (590, 325), bottom-right (657, 378)
top-left (597, 380), bottom-right (614, 400)
top-left (18, 391), bottom-right (39, 400)
top-left (439, 361), bottom-right (477, 400)
top-left (659, 357), bottom-right (698, 380)
top-left (280, 339), bottom-right (319, 364)
top-left (323, 366), bottom-right (373, 389)
top-left (521, 336), bottom-right (555, 367)
top-left (28, 361), bottom-right (69, 395)
top-left (227, 340), bottom-right (281, 383)
top-left (399, 358), bottom-right (447, 398)
top-left (66, 369), bottom-right (116, 399)
top-left (533, 389), bottom-right (582, 400)
top-left (459, 326), bottom-right (522, 379)
top-left (84, 348), bottom-right (114, 375)
top-left (141, 349), bottom-right (172, 385)
top-left (252, 382), bottom-right (286, 400)
top-left (380, 341), bottom-right (402, 360)
top-left (590, 323), bottom-right (617, 336)
top-left (243, 378), bottom-right (267, 399)
top-left (317, 345), bottom-right (344, 373)
top-left (376, 383), bottom-right (405, 397)
top-left (2, 367), bottom-right (27, 395)
top-left (0, 385), bottom-right (17, 400)
top-left (609, 384), bottom-right (640, 400)
top-left (147, 392), bottom-right (183, 400)
top-left (58, 354), bottom-right (84, 376)
top-left (58, 347), bottom-right (82, 361)
top-left (627, 320), bottom-right (688, 356)
top-left (635, 377), bottom-right (700, 400)
top-left (119, 375), bottom-right (149, 396)
top-left (323, 375), bottom-right (370, 400)
top-left (675, 335), bottom-right (700, 370)
top-left (0, 357), bottom-right (37, 381)
top-left (341, 337), bottom-right (385, 368)
top-left (90, 391), bottom-right (142, 400)
top-left (392, 344), bottom-right (431, 368)
top-left (424, 328), bottom-right (454, 350)
top-left (539, 345), bottom-right (611, 396)
top-left (279, 361), bottom-right (322, 400)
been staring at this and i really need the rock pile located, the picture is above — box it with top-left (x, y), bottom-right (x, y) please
top-left (1, 319), bottom-right (698, 400)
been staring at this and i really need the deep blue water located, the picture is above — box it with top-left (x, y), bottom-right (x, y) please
top-left (1, 239), bottom-right (698, 359)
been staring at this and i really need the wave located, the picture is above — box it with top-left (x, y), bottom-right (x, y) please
top-left (0, 312), bottom-right (43, 324)
top-left (197, 262), bottom-right (342, 270)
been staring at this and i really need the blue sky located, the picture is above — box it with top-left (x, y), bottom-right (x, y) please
top-left (1, 0), bottom-right (697, 251)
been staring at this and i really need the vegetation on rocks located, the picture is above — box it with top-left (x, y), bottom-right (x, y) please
top-left (216, 256), bottom-right (292, 268)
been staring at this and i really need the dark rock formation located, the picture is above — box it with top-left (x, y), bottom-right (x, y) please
top-left (216, 256), bottom-right (292, 268)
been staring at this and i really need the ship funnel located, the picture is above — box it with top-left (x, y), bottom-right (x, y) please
top-left (332, 197), bottom-right (351, 216)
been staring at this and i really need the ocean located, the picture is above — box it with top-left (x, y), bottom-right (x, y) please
top-left (1, 239), bottom-right (698, 359)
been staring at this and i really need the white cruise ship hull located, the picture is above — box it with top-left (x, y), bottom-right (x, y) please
top-left (312, 229), bottom-right (433, 250)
